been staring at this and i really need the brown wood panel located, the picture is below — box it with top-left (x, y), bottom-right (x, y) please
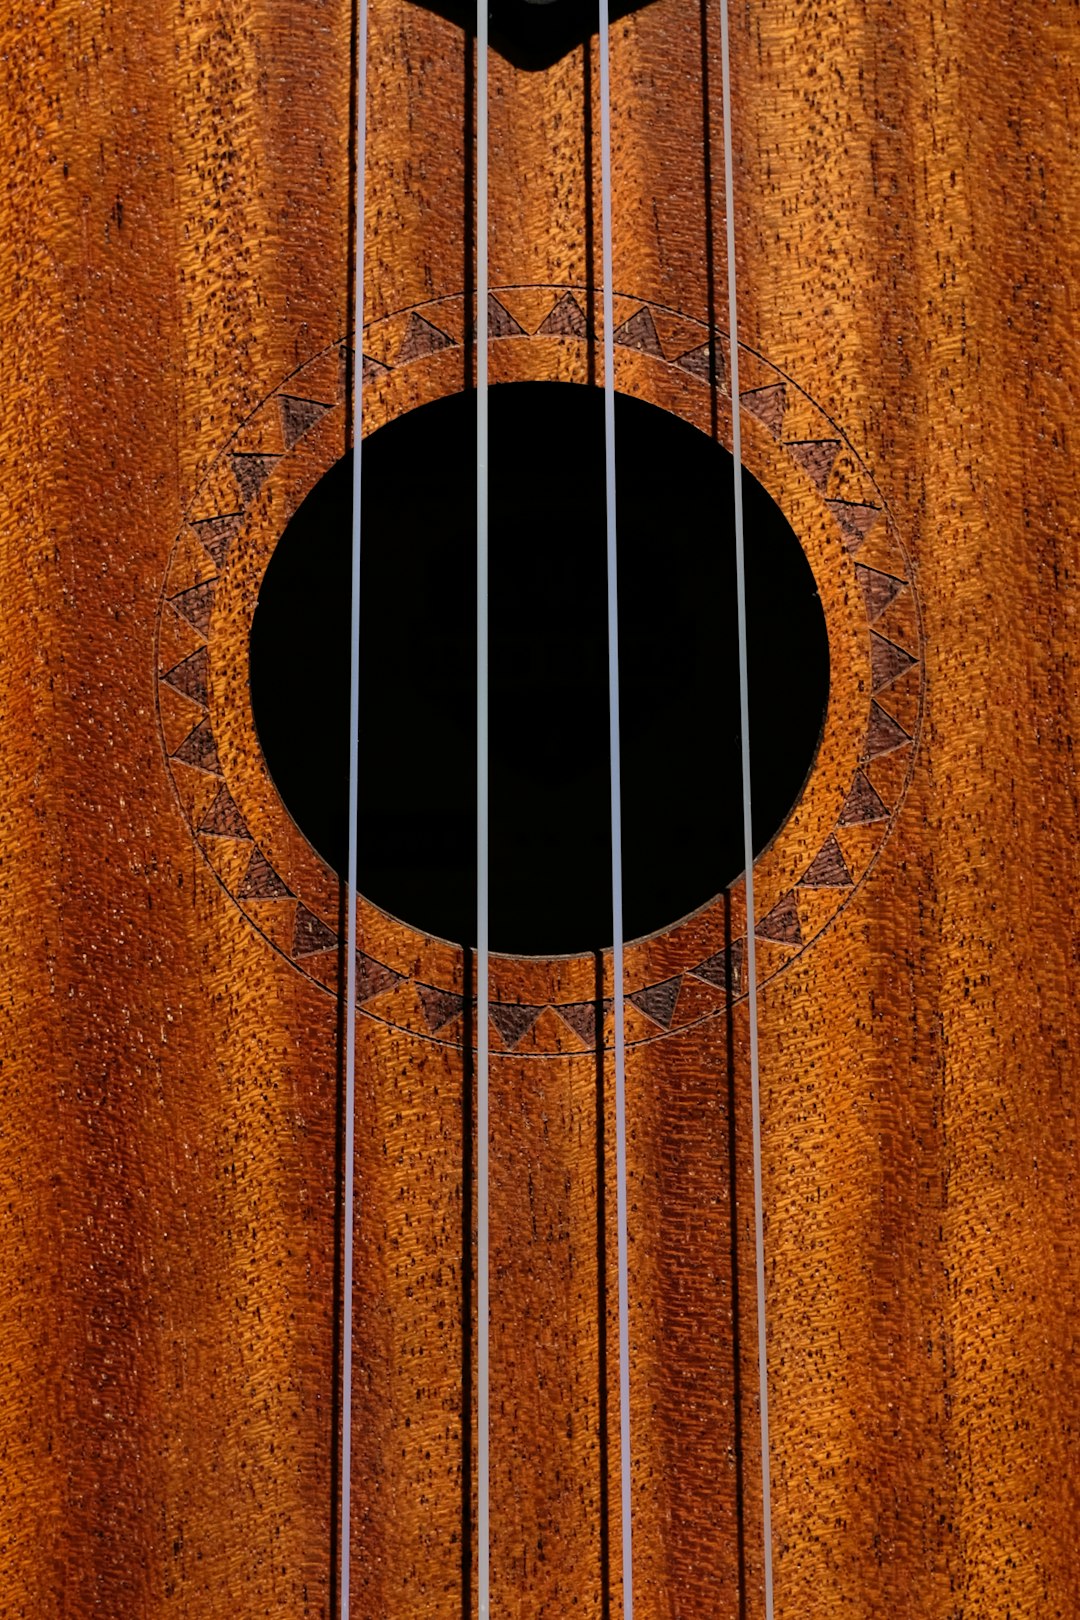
top-left (0, 0), bottom-right (1075, 1615)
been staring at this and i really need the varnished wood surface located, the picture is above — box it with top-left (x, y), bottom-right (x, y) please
top-left (0, 0), bottom-right (1076, 1615)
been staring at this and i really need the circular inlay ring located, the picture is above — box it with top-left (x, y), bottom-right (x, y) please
top-left (155, 286), bottom-right (923, 1054)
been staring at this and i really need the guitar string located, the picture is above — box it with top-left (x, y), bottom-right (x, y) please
top-left (596, 5), bottom-right (634, 1616)
top-left (341, 0), bottom-right (370, 1605)
top-left (476, 0), bottom-right (491, 1611)
top-left (718, 2), bottom-right (775, 1613)
top-left (339, 10), bottom-right (766, 1617)
top-left (341, 8), bottom-right (767, 1618)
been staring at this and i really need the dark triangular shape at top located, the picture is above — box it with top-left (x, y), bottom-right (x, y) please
top-left (628, 976), bottom-right (682, 1030)
top-left (870, 631), bottom-right (916, 693)
top-left (230, 453), bottom-right (279, 506)
top-left (170, 579), bottom-right (215, 637)
top-left (488, 295), bottom-right (526, 339)
top-left (537, 292), bottom-right (589, 339)
top-left (786, 438), bottom-right (842, 491)
top-left (191, 513), bottom-right (241, 568)
top-left (418, 983), bottom-right (464, 1034)
top-left (172, 719), bottom-right (221, 775)
top-left (404, 0), bottom-right (658, 74)
top-left (490, 1002), bottom-right (542, 1049)
top-left (396, 312), bottom-right (455, 365)
top-left (741, 384), bottom-right (786, 438)
top-left (292, 904), bottom-right (337, 958)
top-left (855, 563), bottom-right (906, 623)
top-left (825, 499), bottom-right (881, 553)
top-left (756, 891), bottom-right (803, 946)
top-left (200, 785), bottom-right (250, 839)
top-left (864, 700), bottom-right (911, 760)
top-left (799, 833), bottom-right (852, 889)
top-left (238, 847), bottom-right (291, 900)
top-left (278, 394), bottom-right (331, 450)
top-left (691, 937), bottom-right (745, 997)
top-left (675, 340), bottom-right (720, 384)
top-left (839, 769), bottom-right (888, 827)
top-left (614, 306), bottom-right (663, 357)
top-left (162, 646), bottom-right (209, 707)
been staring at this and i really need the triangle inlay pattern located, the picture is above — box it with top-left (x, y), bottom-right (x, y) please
top-left (230, 453), bottom-right (279, 505)
top-left (171, 580), bottom-right (215, 636)
top-left (238, 848), bottom-right (291, 900)
top-left (786, 439), bottom-right (841, 490)
top-left (871, 631), bottom-right (917, 693)
top-left (490, 1003), bottom-right (543, 1049)
top-left (191, 513), bottom-right (241, 569)
top-left (629, 977), bottom-right (683, 1029)
top-left (840, 770), bottom-right (889, 826)
top-left (162, 647), bottom-right (209, 706)
top-left (489, 295), bottom-right (526, 338)
top-left (293, 905), bottom-right (336, 958)
top-left (800, 834), bottom-right (852, 889)
top-left (742, 384), bottom-right (786, 438)
top-left (756, 891), bottom-right (803, 947)
top-left (397, 312), bottom-right (455, 364)
top-left (675, 341), bottom-right (720, 384)
top-left (554, 1002), bottom-right (603, 1046)
top-left (158, 311), bottom-right (920, 1020)
top-left (173, 720), bottom-right (220, 775)
top-left (279, 394), bottom-right (330, 449)
top-left (615, 306), bottom-right (663, 356)
top-left (864, 701), bottom-right (911, 760)
top-left (537, 292), bottom-right (590, 338)
top-left (200, 786), bottom-right (249, 839)
top-left (856, 563), bottom-right (906, 622)
top-left (418, 985), bottom-right (465, 1034)
top-left (691, 939), bottom-right (745, 998)
top-left (826, 500), bottom-right (881, 552)
top-left (356, 953), bottom-right (402, 1004)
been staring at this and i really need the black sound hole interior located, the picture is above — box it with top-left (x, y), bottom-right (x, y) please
top-left (250, 383), bottom-right (829, 956)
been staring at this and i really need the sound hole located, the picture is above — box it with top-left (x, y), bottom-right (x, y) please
top-left (250, 382), bottom-right (829, 956)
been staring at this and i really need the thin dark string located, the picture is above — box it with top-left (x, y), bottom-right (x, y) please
top-left (476, 0), bottom-right (491, 1612)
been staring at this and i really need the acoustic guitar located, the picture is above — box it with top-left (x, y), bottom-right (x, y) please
top-left (1, 0), bottom-right (1075, 1615)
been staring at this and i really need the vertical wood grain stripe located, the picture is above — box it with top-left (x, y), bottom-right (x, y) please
top-left (720, 0), bottom-right (775, 1612)
top-left (342, 0), bottom-right (370, 1611)
top-left (476, 2), bottom-right (491, 1614)
top-left (597, 3), bottom-right (635, 1615)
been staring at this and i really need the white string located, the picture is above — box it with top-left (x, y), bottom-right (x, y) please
top-left (718, 3), bottom-right (774, 1614)
top-left (341, 0), bottom-right (370, 1608)
top-left (476, 0), bottom-right (491, 1614)
top-left (596, 8), bottom-right (634, 1616)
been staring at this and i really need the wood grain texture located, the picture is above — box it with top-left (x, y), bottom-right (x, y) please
top-left (0, 0), bottom-right (1075, 1616)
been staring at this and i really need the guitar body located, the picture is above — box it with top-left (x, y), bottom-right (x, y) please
top-left (1, 0), bottom-right (1075, 1615)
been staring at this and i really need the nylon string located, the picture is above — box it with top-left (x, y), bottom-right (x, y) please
top-left (341, 0), bottom-right (370, 1607)
top-left (718, 3), bottom-right (775, 1613)
top-left (596, 7), bottom-right (635, 1615)
top-left (476, 0), bottom-right (491, 1611)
